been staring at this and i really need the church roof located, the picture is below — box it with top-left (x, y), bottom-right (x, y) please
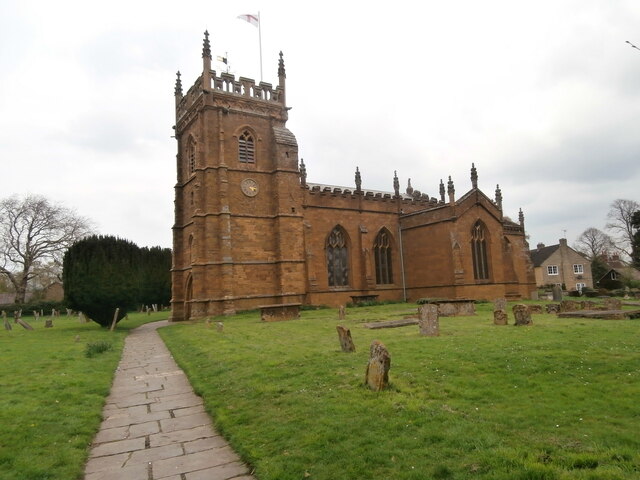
top-left (272, 127), bottom-right (297, 146)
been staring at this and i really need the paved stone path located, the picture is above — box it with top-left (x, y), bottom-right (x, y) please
top-left (84, 320), bottom-right (255, 480)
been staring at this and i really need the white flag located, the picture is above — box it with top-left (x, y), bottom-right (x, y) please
top-left (237, 14), bottom-right (259, 27)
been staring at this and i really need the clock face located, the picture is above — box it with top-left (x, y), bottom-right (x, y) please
top-left (241, 178), bottom-right (259, 197)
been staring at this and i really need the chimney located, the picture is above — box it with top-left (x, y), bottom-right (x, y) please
top-left (559, 238), bottom-right (568, 247)
top-left (536, 243), bottom-right (545, 249)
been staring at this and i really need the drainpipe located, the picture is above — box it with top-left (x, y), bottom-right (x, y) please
top-left (398, 224), bottom-right (407, 302)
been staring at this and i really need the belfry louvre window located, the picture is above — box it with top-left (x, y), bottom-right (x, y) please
top-left (238, 130), bottom-right (255, 163)
top-left (471, 222), bottom-right (489, 280)
top-left (187, 138), bottom-right (196, 175)
top-left (374, 229), bottom-right (393, 284)
top-left (327, 226), bottom-right (349, 287)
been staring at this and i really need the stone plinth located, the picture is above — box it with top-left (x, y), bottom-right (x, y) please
top-left (259, 303), bottom-right (302, 322)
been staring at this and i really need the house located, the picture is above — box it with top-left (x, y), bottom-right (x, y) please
top-left (529, 239), bottom-right (593, 291)
top-left (597, 253), bottom-right (640, 288)
top-left (169, 32), bottom-right (537, 320)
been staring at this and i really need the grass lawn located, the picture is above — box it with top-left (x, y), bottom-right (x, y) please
top-left (159, 302), bottom-right (640, 480)
top-left (0, 310), bottom-right (168, 480)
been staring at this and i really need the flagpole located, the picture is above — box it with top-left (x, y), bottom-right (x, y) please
top-left (258, 11), bottom-right (263, 82)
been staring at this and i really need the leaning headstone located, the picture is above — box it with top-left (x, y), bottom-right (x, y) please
top-left (336, 325), bottom-right (356, 352)
top-left (604, 298), bottom-right (622, 310)
top-left (418, 304), bottom-right (440, 336)
top-left (17, 318), bottom-right (34, 330)
top-left (493, 309), bottom-right (508, 325)
top-left (216, 322), bottom-right (224, 332)
top-left (552, 284), bottom-right (563, 302)
top-left (338, 305), bottom-right (346, 321)
top-left (66, 308), bottom-right (72, 317)
top-left (512, 304), bottom-right (532, 326)
top-left (494, 298), bottom-right (507, 312)
top-left (365, 340), bottom-right (390, 391)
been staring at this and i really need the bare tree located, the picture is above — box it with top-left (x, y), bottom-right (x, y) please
top-left (573, 227), bottom-right (615, 260)
top-left (606, 199), bottom-right (640, 257)
top-left (0, 195), bottom-right (93, 303)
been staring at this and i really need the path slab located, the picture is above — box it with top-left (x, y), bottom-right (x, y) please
top-left (83, 320), bottom-right (255, 480)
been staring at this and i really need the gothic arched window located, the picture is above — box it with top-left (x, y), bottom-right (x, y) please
top-left (326, 226), bottom-right (349, 287)
top-left (187, 137), bottom-right (196, 175)
top-left (471, 221), bottom-right (490, 280)
top-left (374, 229), bottom-right (393, 284)
top-left (238, 130), bottom-right (255, 163)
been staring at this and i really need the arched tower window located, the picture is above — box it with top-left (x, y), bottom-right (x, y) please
top-left (471, 221), bottom-right (490, 280)
top-left (374, 229), bottom-right (393, 284)
top-left (326, 226), bottom-right (349, 287)
top-left (238, 130), bottom-right (255, 163)
top-left (187, 137), bottom-right (196, 175)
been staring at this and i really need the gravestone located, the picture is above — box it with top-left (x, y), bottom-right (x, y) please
top-left (494, 298), bottom-right (507, 311)
top-left (418, 304), bottom-right (440, 336)
top-left (2, 311), bottom-right (11, 331)
top-left (512, 304), bottom-right (532, 326)
top-left (560, 300), bottom-right (579, 312)
top-left (216, 322), bottom-right (224, 332)
top-left (604, 298), bottom-right (622, 310)
top-left (493, 309), bottom-right (508, 325)
top-left (552, 285), bottom-right (563, 302)
top-left (546, 304), bottom-right (560, 314)
top-left (17, 318), bottom-right (34, 330)
top-left (44, 319), bottom-right (53, 328)
top-left (338, 305), bottom-right (346, 321)
top-left (527, 304), bottom-right (543, 314)
top-left (336, 325), bottom-right (356, 352)
top-left (365, 340), bottom-right (390, 391)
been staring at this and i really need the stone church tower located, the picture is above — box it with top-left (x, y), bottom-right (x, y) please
top-left (171, 32), bottom-right (306, 320)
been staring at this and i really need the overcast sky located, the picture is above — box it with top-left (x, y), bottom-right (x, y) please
top-left (1, 0), bottom-right (639, 250)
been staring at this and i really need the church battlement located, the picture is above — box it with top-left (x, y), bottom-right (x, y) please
top-left (175, 31), bottom-right (287, 127)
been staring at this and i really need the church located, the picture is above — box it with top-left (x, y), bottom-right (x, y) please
top-left (169, 32), bottom-right (536, 321)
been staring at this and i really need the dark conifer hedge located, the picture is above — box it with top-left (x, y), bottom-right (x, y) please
top-left (63, 235), bottom-right (171, 327)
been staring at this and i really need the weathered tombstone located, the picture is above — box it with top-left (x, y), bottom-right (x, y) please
top-left (624, 287), bottom-right (630, 299)
top-left (552, 284), bottom-right (563, 302)
top-left (512, 304), bottom-right (532, 326)
top-left (338, 305), bottom-right (346, 321)
top-left (205, 318), bottom-right (212, 327)
top-left (146, 306), bottom-right (151, 316)
top-left (527, 304), bottom-right (543, 314)
top-left (74, 335), bottom-right (80, 342)
top-left (604, 298), bottom-right (622, 310)
top-left (44, 318), bottom-right (53, 328)
top-left (560, 300), bottom-right (579, 312)
top-left (418, 304), bottom-right (440, 336)
top-left (365, 340), bottom-right (390, 391)
top-left (32, 310), bottom-right (39, 320)
top-left (2, 311), bottom-right (11, 331)
top-left (216, 322), bottom-right (224, 332)
top-left (494, 298), bottom-right (507, 312)
top-left (493, 309), bottom-right (508, 325)
top-left (336, 325), bottom-right (356, 352)
top-left (13, 310), bottom-right (19, 324)
top-left (66, 308), bottom-right (72, 317)
top-left (582, 300), bottom-right (597, 310)
top-left (545, 304), bottom-right (560, 314)
top-left (17, 318), bottom-right (34, 330)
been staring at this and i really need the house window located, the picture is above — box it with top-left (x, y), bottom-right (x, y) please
top-left (187, 138), bottom-right (196, 175)
top-left (326, 226), bottom-right (349, 287)
top-left (573, 264), bottom-right (584, 274)
top-left (611, 271), bottom-right (618, 280)
top-left (576, 283), bottom-right (586, 291)
top-left (374, 229), bottom-right (393, 285)
top-left (238, 130), bottom-right (255, 163)
top-left (547, 265), bottom-right (559, 275)
top-left (471, 221), bottom-right (489, 280)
